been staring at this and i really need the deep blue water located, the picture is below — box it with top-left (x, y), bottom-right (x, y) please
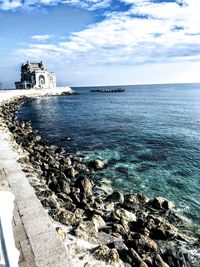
top-left (18, 83), bottom-right (200, 231)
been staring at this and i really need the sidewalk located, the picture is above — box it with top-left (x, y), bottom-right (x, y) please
top-left (0, 135), bottom-right (70, 267)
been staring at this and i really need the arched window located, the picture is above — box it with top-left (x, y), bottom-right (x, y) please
top-left (39, 75), bottom-right (45, 87)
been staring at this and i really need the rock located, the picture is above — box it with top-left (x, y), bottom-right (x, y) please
top-left (104, 202), bottom-right (115, 211)
top-left (126, 234), bottom-right (158, 253)
top-left (112, 208), bottom-right (137, 223)
top-left (74, 163), bottom-right (88, 172)
top-left (74, 176), bottom-right (94, 195)
top-left (130, 248), bottom-right (148, 267)
top-left (73, 156), bottom-right (83, 162)
top-left (112, 223), bottom-right (129, 236)
top-left (17, 155), bottom-right (30, 165)
top-left (50, 208), bottom-right (79, 226)
top-left (151, 197), bottom-right (175, 210)
top-left (56, 227), bottom-right (66, 241)
top-left (35, 135), bottom-right (42, 142)
top-left (56, 194), bottom-right (76, 211)
top-left (36, 189), bottom-right (53, 198)
top-left (124, 263), bottom-right (132, 267)
top-left (92, 214), bottom-right (106, 230)
top-left (154, 254), bottom-right (170, 267)
top-left (48, 178), bottom-right (60, 193)
top-left (147, 215), bottom-right (178, 240)
top-left (97, 232), bottom-right (122, 245)
top-left (67, 166), bottom-right (77, 178)
top-left (65, 157), bottom-right (72, 166)
top-left (74, 208), bottom-right (85, 219)
top-left (161, 247), bottom-right (190, 267)
top-left (41, 196), bottom-right (59, 209)
top-left (90, 159), bottom-right (104, 169)
top-left (70, 187), bottom-right (81, 204)
top-left (93, 245), bottom-right (120, 265)
top-left (124, 193), bottom-right (149, 208)
top-left (75, 221), bottom-right (98, 243)
top-left (106, 191), bottom-right (124, 203)
top-left (109, 241), bottom-right (129, 251)
top-left (58, 180), bottom-right (71, 194)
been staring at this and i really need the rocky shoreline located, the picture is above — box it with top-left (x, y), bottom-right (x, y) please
top-left (0, 95), bottom-right (199, 267)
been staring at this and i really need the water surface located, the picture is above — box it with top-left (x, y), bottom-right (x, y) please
top-left (18, 83), bottom-right (200, 231)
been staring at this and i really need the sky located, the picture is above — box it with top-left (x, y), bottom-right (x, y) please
top-left (0, 0), bottom-right (200, 87)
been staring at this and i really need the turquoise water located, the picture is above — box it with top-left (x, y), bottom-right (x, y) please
top-left (18, 83), bottom-right (200, 230)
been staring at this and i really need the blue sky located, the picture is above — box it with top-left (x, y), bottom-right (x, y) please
top-left (0, 0), bottom-right (200, 87)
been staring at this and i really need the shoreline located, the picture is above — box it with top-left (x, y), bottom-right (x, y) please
top-left (0, 90), bottom-right (199, 266)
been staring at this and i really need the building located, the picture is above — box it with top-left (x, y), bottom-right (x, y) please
top-left (15, 61), bottom-right (56, 89)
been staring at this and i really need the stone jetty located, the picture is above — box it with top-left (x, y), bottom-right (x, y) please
top-left (0, 89), bottom-right (199, 267)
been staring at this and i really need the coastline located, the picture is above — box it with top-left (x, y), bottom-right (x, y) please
top-left (0, 89), bottom-right (199, 267)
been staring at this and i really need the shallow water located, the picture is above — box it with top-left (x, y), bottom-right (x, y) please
top-left (18, 83), bottom-right (200, 231)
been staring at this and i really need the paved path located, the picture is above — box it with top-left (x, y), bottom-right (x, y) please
top-left (0, 133), bottom-right (70, 267)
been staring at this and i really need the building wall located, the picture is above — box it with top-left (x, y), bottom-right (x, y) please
top-left (15, 63), bottom-right (56, 89)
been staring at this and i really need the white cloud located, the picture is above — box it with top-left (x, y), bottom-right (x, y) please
top-left (3, 0), bottom-right (200, 85)
top-left (0, 0), bottom-right (111, 10)
top-left (31, 34), bottom-right (54, 41)
top-left (19, 0), bottom-right (200, 67)
top-left (0, 0), bottom-right (22, 10)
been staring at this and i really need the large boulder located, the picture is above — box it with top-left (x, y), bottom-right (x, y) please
top-left (92, 214), bottom-right (106, 230)
top-left (66, 166), bottom-right (77, 178)
top-left (147, 215), bottom-right (178, 240)
top-left (129, 248), bottom-right (148, 267)
top-left (74, 163), bottom-right (88, 172)
top-left (112, 208), bottom-right (137, 223)
top-left (112, 223), bottom-right (129, 236)
top-left (75, 221), bottom-right (98, 243)
top-left (93, 245), bottom-right (121, 266)
top-left (97, 232), bottom-right (122, 245)
top-left (124, 193), bottom-right (149, 208)
top-left (58, 179), bottom-right (71, 194)
top-left (106, 191), bottom-right (124, 203)
top-left (74, 176), bottom-right (94, 195)
top-left (89, 159), bottom-right (104, 169)
top-left (50, 208), bottom-right (80, 226)
top-left (151, 197), bottom-right (175, 210)
top-left (126, 234), bottom-right (158, 253)
top-left (154, 254), bottom-right (170, 267)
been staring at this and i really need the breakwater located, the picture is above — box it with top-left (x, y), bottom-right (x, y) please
top-left (0, 95), bottom-right (200, 267)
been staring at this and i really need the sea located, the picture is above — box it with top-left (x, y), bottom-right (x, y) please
top-left (18, 83), bottom-right (200, 235)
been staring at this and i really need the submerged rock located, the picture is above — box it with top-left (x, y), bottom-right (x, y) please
top-left (89, 159), bottom-right (104, 169)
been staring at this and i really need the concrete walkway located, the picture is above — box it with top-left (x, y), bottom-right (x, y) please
top-left (0, 88), bottom-right (75, 267)
top-left (0, 127), bottom-right (70, 267)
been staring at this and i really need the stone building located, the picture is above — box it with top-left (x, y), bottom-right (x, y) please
top-left (15, 61), bottom-right (56, 89)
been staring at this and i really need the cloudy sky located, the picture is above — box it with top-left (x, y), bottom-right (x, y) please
top-left (0, 0), bottom-right (200, 87)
